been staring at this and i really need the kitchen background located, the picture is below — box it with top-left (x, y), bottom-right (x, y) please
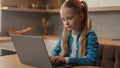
top-left (0, 0), bottom-right (120, 39)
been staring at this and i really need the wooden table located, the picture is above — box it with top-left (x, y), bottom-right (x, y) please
top-left (0, 54), bottom-right (96, 68)
top-left (0, 36), bottom-right (117, 68)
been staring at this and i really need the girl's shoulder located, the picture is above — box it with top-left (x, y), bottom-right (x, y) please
top-left (87, 29), bottom-right (97, 38)
top-left (87, 29), bottom-right (95, 34)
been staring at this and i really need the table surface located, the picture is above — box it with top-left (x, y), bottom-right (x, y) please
top-left (0, 35), bottom-right (116, 68)
top-left (0, 54), bottom-right (96, 68)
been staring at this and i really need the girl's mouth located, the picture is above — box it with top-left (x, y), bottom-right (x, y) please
top-left (67, 26), bottom-right (71, 28)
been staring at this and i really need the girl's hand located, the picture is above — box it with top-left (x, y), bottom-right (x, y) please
top-left (49, 55), bottom-right (66, 64)
top-left (55, 56), bottom-right (66, 64)
top-left (49, 55), bottom-right (58, 64)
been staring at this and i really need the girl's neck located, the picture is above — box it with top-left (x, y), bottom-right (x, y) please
top-left (72, 30), bottom-right (78, 35)
top-left (72, 29), bottom-right (81, 35)
top-left (72, 25), bottom-right (82, 35)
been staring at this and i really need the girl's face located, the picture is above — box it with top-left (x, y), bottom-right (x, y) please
top-left (60, 7), bottom-right (83, 32)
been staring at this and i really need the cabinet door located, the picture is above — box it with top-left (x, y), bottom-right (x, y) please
top-left (98, 0), bottom-right (118, 7)
top-left (86, 0), bottom-right (98, 7)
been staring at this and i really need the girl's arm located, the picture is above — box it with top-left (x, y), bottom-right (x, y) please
top-left (67, 30), bottom-right (98, 65)
top-left (50, 35), bottom-right (62, 56)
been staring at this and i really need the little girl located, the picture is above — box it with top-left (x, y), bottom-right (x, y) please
top-left (50, 0), bottom-right (98, 66)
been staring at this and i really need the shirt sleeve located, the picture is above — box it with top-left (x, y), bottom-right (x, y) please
top-left (67, 30), bottom-right (98, 65)
top-left (65, 57), bottom-right (69, 63)
top-left (50, 35), bottom-right (62, 56)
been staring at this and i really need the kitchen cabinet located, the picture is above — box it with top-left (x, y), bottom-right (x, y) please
top-left (0, 0), bottom-right (120, 12)
top-left (0, 0), bottom-right (66, 13)
top-left (1, 0), bottom-right (120, 13)
top-left (1, 7), bottom-right (59, 13)
top-left (0, 0), bottom-right (63, 36)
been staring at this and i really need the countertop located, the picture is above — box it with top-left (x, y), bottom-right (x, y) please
top-left (0, 35), bottom-right (120, 46)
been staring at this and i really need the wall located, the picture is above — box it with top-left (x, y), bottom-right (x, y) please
top-left (0, 0), bottom-right (1, 33)
top-left (0, 10), bottom-right (1, 34)
top-left (1, 10), bottom-right (120, 39)
top-left (47, 13), bottom-right (63, 35)
top-left (47, 11), bottom-right (120, 39)
top-left (86, 0), bottom-right (119, 7)
top-left (89, 11), bottom-right (120, 39)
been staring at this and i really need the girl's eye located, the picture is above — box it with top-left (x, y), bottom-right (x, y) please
top-left (67, 17), bottom-right (73, 20)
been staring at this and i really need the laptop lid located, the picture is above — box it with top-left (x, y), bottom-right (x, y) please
top-left (10, 34), bottom-right (53, 68)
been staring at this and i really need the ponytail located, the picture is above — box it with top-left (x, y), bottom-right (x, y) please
top-left (79, 1), bottom-right (88, 56)
top-left (60, 27), bottom-right (69, 56)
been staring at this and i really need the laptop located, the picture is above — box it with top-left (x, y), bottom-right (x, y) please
top-left (10, 34), bottom-right (76, 68)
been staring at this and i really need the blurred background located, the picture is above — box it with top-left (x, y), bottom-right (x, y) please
top-left (0, 0), bottom-right (120, 39)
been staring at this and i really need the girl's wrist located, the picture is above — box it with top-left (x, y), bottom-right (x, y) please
top-left (65, 57), bottom-right (69, 63)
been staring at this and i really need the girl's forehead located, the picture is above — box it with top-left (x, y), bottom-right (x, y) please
top-left (60, 7), bottom-right (75, 15)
